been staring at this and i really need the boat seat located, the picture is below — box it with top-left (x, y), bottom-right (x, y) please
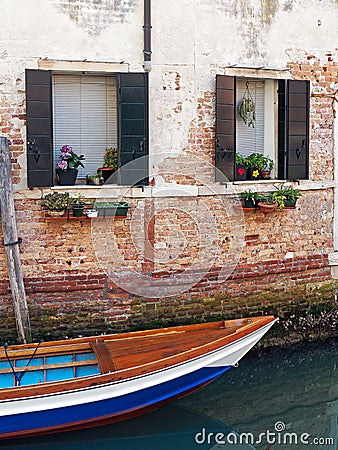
top-left (90, 342), bottom-right (117, 373)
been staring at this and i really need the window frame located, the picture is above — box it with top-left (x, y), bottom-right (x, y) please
top-left (215, 74), bottom-right (310, 183)
top-left (25, 69), bottom-right (149, 188)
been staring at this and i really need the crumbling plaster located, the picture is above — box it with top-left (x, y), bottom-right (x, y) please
top-left (0, 0), bottom-right (142, 65)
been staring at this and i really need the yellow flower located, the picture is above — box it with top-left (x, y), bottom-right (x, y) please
top-left (252, 170), bottom-right (259, 178)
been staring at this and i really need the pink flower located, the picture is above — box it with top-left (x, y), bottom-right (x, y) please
top-left (60, 145), bottom-right (73, 154)
top-left (58, 160), bottom-right (68, 170)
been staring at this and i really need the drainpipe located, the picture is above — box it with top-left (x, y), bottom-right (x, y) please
top-left (143, 0), bottom-right (152, 72)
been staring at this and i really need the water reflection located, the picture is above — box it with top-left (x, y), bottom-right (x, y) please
top-left (179, 338), bottom-right (337, 449)
top-left (1, 339), bottom-right (336, 450)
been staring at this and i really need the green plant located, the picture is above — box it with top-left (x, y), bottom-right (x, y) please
top-left (257, 194), bottom-right (276, 205)
top-left (103, 148), bottom-right (118, 169)
top-left (236, 152), bottom-right (247, 166)
top-left (72, 194), bottom-right (85, 205)
top-left (245, 153), bottom-right (266, 169)
top-left (261, 156), bottom-right (274, 171)
top-left (272, 184), bottom-right (302, 209)
top-left (43, 192), bottom-right (71, 211)
top-left (238, 83), bottom-right (256, 128)
top-left (87, 171), bottom-right (102, 181)
top-left (240, 190), bottom-right (258, 203)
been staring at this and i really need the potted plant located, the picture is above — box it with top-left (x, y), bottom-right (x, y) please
top-left (86, 200), bottom-right (99, 218)
top-left (71, 194), bottom-right (85, 217)
top-left (272, 185), bottom-right (302, 209)
top-left (238, 83), bottom-right (255, 128)
top-left (240, 190), bottom-right (258, 209)
top-left (43, 192), bottom-right (71, 217)
top-left (98, 148), bottom-right (118, 183)
top-left (260, 156), bottom-right (274, 180)
top-left (86, 171), bottom-right (103, 186)
top-left (235, 153), bottom-right (248, 181)
top-left (56, 145), bottom-right (85, 186)
top-left (245, 153), bottom-right (265, 180)
top-left (257, 194), bottom-right (278, 213)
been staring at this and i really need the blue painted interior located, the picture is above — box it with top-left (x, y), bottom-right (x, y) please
top-left (0, 352), bottom-right (100, 388)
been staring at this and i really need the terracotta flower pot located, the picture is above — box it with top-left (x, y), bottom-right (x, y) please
top-left (257, 202), bottom-right (277, 213)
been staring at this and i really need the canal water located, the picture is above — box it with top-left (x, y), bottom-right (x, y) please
top-left (1, 338), bottom-right (337, 450)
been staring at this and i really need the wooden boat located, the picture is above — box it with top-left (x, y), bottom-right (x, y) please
top-left (0, 315), bottom-right (276, 440)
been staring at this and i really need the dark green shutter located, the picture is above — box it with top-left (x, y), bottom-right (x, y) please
top-left (117, 73), bottom-right (149, 186)
top-left (215, 75), bottom-right (236, 182)
top-left (278, 79), bottom-right (309, 180)
top-left (25, 69), bottom-right (53, 188)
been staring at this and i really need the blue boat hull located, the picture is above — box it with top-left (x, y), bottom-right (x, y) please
top-left (0, 366), bottom-right (231, 438)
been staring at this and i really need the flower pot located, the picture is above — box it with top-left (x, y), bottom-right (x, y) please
top-left (235, 165), bottom-right (247, 181)
top-left (260, 170), bottom-right (271, 180)
top-left (242, 198), bottom-right (256, 209)
top-left (257, 202), bottom-right (277, 214)
top-left (247, 168), bottom-right (261, 180)
top-left (284, 199), bottom-right (297, 208)
top-left (72, 204), bottom-right (85, 217)
top-left (98, 168), bottom-right (116, 183)
top-left (86, 209), bottom-right (98, 218)
top-left (56, 168), bottom-right (78, 186)
top-left (86, 175), bottom-right (102, 186)
top-left (47, 210), bottom-right (65, 217)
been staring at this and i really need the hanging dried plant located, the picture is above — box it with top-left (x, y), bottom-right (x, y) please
top-left (238, 82), bottom-right (256, 128)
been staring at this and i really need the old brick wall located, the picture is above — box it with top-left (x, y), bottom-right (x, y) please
top-left (0, 187), bottom-right (335, 342)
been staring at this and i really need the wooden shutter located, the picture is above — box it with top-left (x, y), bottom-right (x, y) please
top-left (278, 80), bottom-right (309, 180)
top-left (117, 73), bottom-right (149, 186)
top-left (215, 75), bottom-right (236, 182)
top-left (25, 69), bottom-right (53, 187)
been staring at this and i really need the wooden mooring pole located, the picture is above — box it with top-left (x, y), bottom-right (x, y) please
top-left (0, 137), bottom-right (31, 343)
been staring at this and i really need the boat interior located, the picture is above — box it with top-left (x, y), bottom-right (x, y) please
top-left (0, 317), bottom-right (269, 389)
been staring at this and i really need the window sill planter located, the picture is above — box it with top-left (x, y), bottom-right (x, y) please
top-left (56, 168), bottom-right (78, 186)
top-left (96, 202), bottom-right (130, 218)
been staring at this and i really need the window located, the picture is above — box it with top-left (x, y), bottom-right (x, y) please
top-left (215, 75), bottom-right (309, 182)
top-left (26, 69), bottom-right (148, 188)
top-left (52, 74), bottom-right (118, 177)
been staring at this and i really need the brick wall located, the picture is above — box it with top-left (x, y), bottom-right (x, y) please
top-left (0, 49), bottom-right (337, 341)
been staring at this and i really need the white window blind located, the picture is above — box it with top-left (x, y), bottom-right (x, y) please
top-left (53, 74), bottom-right (117, 177)
top-left (236, 79), bottom-right (265, 158)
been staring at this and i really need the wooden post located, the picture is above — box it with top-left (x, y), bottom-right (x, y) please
top-left (0, 137), bottom-right (31, 343)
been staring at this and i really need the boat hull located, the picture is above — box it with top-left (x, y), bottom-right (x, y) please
top-left (0, 366), bottom-right (230, 439)
top-left (0, 318), bottom-right (277, 439)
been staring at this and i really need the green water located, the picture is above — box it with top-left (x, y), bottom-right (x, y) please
top-left (1, 338), bottom-right (337, 450)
